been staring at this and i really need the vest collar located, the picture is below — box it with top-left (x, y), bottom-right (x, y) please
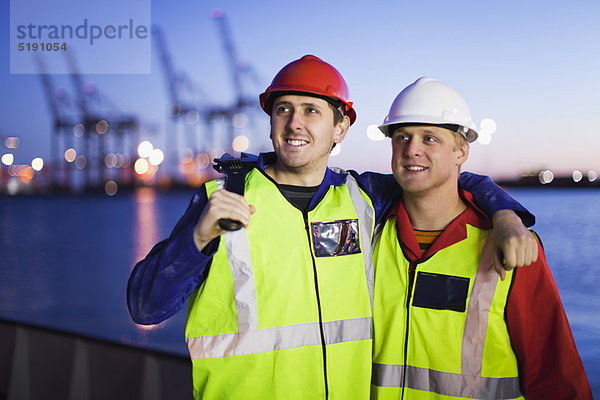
top-left (257, 152), bottom-right (348, 210)
top-left (390, 190), bottom-right (492, 262)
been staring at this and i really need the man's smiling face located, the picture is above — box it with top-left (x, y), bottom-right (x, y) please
top-left (269, 94), bottom-right (347, 180)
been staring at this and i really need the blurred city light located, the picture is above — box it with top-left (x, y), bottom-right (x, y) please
top-left (31, 157), bottom-right (44, 171)
top-left (105, 153), bottom-right (117, 168)
top-left (477, 132), bottom-right (492, 145)
top-left (4, 137), bottom-right (20, 149)
top-left (96, 120), bottom-right (109, 134)
top-left (135, 158), bottom-right (149, 175)
top-left (65, 148), bottom-right (77, 162)
top-left (20, 166), bottom-right (34, 183)
top-left (572, 170), bottom-right (583, 182)
top-left (185, 110), bottom-right (200, 125)
top-left (75, 155), bottom-right (87, 170)
top-left (588, 170), bottom-right (598, 182)
top-left (195, 153), bottom-right (210, 169)
top-left (138, 141), bottom-right (153, 158)
top-left (149, 149), bottom-right (165, 166)
top-left (539, 170), bottom-right (554, 184)
top-left (180, 147), bottom-right (194, 162)
top-left (232, 113), bottom-right (248, 129)
top-left (73, 124), bottom-right (85, 137)
top-left (480, 118), bottom-right (497, 134)
top-left (477, 118), bottom-right (496, 145)
top-left (366, 124), bottom-right (386, 141)
top-left (105, 180), bottom-right (118, 196)
top-left (116, 153), bottom-right (126, 168)
top-left (232, 135), bottom-right (249, 152)
top-left (1, 153), bottom-right (14, 166)
top-left (209, 148), bottom-right (225, 162)
top-left (6, 178), bottom-right (19, 195)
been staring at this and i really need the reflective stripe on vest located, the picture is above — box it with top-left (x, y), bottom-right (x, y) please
top-left (187, 173), bottom-right (374, 359)
top-left (372, 364), bottom-right (521, 399)
top-left (188, 316), bottom-right (371, 359)
top-left (340, 169), bottom-right (375, 312)
top-left (372, 234), bottom-right (522, 399)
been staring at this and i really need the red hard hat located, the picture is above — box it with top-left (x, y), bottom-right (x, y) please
top-left (259, 55), bottom-right (357, 125)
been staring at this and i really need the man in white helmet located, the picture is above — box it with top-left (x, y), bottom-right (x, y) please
top-left (370, 78), bottom-right (592, 399)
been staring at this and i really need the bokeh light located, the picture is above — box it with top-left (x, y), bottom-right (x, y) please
top-left (64, 148), bottom-right (77, 162)
top-left (185, 110), bottom-right (200, 125)
top-left (135, 158), bottom-right (149, 175)
top-left (367, 125), bottom-right (386, 141)
top-left (4, 137), bottom-right (20, 149)
top-left (149, 149), bottom-right (165, 166)
top-left (232, 135), bottom-right (249, 152)
top-left (232, 113), bottom-right (248, 129)
top-left (75, 155), bottom-right (87, 170)
top-left (180, 147), bottom-right (194, 163)
top-left (477, 131), bottom-right (492, 145)
top-left (477, 118), bottom-right (496, 145)
top-left (96, 120), bottom-right (109, 134)
top-left (479, 118), bottom-right (497, 134)
top-left (572, 170), bottom-right (583, 182)
top-left (138, 141), bottom-right (153, 158)
top-left (539, 170), bottom-right (554, 184)
top-left (105, 180), bottom-right (118, 196)
top-left (105, 153), bottom-right (117, 168)
top-left (588, 170), bottom-right (598, 182)
top-left (31, 157), bottom-right (44, 171)
top-left (195, 153), bottom-right (210, 169)
top-left (1, 153), bottom-right (14, 166)
top-left (73, 124), bottom-right (85, 137)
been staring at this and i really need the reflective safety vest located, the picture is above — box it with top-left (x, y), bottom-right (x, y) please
top-left (371, 216), bottom-right (524, 400)
top-left (186, 168), bottom-right (375, 399)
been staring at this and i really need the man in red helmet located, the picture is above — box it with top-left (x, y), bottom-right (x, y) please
top-left (128, 55), bottom-right (537, 399)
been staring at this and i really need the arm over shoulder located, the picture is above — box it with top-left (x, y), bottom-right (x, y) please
top-left (351, 171), bottom-right (401, 225)
top-left (459, 171), bottom-right (535, 227)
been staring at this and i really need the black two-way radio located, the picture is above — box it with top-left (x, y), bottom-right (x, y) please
top-left (212, 153), bottom-right (258, 231)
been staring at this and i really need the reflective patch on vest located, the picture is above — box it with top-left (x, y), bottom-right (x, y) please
top-left (311, 219), bottom-right (361, 257)
top-left (412, 272), bottom-right (469, 312)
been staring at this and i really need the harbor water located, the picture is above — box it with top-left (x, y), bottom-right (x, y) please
top-left (1, 187), bottom-right (598, 395)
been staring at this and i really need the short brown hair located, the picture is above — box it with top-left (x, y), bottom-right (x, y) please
top-left (451, 129), bottom-right (468, 150)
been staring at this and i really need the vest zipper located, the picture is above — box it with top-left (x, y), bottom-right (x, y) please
top-left (402, 262), bottom-right (418, 400)
top-left (304, 211), bottom-right (329, 399)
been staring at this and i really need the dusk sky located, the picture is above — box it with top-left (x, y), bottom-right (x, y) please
top-left (2, 0), bottom-right (599, 180)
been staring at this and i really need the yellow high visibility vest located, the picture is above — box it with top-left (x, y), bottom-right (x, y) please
top-left (372, 215), bottom-right (524, 400)
top-left (186, 168), bottom-right (375, 399)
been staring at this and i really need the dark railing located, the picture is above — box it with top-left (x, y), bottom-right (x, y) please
top-left (0, 319), bottom-right (192, 400)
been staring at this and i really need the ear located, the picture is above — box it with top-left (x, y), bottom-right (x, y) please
top-left (455, 142), bottom-right (469, 167)
top-left (333, 115), bottom-right (351, 144)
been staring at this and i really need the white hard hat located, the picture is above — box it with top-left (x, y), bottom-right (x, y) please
top-left (378, 77), bottom-right (478, 142)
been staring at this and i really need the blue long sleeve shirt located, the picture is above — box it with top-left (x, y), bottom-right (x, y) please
top-left (127, 152), bottom-right (533, 325)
